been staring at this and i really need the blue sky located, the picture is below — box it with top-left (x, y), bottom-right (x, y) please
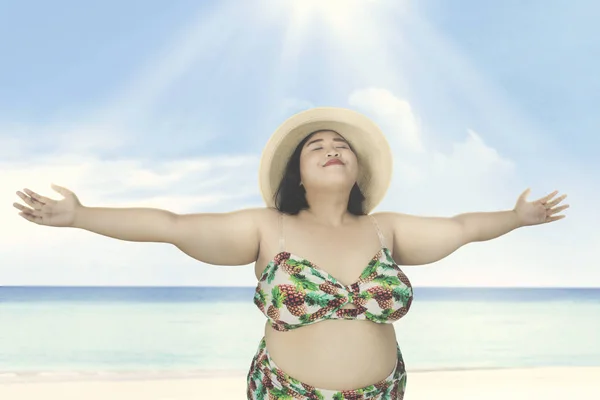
top-left (1, 0), bottom-right (598, 287)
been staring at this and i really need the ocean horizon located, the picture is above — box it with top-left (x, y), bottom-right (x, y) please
top-left (2, 286), bottom-right (599, 381)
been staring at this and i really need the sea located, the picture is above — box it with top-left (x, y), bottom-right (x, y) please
top-left (1, 286), bottom-right (599, 381)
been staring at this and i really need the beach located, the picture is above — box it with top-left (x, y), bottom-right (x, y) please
top-left (1, 367), bottom-right (598, 399)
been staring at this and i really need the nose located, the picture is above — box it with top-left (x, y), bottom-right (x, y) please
top-left (326, 148), bottom-right (340, 157)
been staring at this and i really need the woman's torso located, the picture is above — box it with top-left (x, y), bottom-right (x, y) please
top-left (253, 208), bottom-right (404, 390)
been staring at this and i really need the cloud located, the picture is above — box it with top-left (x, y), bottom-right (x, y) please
top-left (0, 118), bottom-right (128, 164)
top-left (430, 129), bottom-right (515, 180)
top-left (349, 88), bottom-right (425, 153)
top-left (348, 88), bottom-right (516, 212)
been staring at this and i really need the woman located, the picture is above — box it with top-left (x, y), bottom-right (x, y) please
top-left (13, 107), bottom-right (569, 399)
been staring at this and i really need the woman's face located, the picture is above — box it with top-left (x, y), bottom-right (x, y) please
top-left (299, 130), bottom-right (359, 190)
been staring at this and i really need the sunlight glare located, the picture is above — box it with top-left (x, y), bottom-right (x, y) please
top-left (287, 0), bottom-right (379, 32)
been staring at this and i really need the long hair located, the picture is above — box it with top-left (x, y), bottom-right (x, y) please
top-left (273, 130), bottom-right (366, 215)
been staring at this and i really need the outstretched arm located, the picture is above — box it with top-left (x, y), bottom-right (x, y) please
top-left (459, 188), bottom-right (569, 243)
top-left (73, 206), bottom-right (264, 265)
top-left (376, 189), bottom-right (569, 266)
top-left (14, 184), bottom-right (264, 266)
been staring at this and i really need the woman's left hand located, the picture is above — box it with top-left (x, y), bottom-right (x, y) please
top-left (514, 188), bottom-right (570, 227)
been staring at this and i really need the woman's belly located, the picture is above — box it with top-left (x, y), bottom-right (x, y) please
top-left (263, 318), bottom-right (399, 390)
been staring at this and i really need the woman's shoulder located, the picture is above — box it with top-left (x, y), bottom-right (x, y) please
top-left (367, 211), bottom-right (391, 227)
top-left (251, 207), bottom-right (283, 225)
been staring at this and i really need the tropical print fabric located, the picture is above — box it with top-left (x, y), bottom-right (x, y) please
top-left (253, 247), bottom-right (413, 332)
top-left (246, 336), bottom-right (407, 399)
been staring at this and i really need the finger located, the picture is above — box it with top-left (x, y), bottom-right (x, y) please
top-left (13, 202), bottom-right (35, 213)
top-left (14, 203), bottom-right (43, 219)
top-left (519, 188), bottom-right (531, 200)
top-left (547, 215), bottom-right (566, 222)
top-left (18, 210), bottom-right (43, 224)
top-left (16, 192), bottom-right (37, 208)
top-left (23, 188), bottom-right (55, 205)
top-left (51, 183), bottom-right (72, 199)
top-left (536, 190), bottom-right (559, 204)
top-left (544, 194), bottom-right (567, 208)
top-left (548, 204), bottom-right (570, 215)
top-left (18, 191), bottom-right (48, 211)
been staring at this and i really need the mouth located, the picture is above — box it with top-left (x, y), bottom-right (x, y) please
top-left (324, 159), bottom-right (344, 167)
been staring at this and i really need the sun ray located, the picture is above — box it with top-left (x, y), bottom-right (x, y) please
top-left (256, 0), bottom-right (408, 102)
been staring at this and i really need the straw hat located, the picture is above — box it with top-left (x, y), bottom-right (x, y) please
top-left (259, 107), bottom-right (393, 214)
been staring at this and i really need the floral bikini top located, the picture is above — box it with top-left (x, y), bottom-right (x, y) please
top-left (253, 213), bottom-right (414, 332)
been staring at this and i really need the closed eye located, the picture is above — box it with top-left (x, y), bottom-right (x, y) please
top-left (312, 146), bottom-right (348, 151)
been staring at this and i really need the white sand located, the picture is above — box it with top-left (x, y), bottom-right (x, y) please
top-left (0, 367), bottom-right (598, 399)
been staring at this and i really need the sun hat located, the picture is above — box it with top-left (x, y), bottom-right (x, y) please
top-left (259, 106), bottom-right (393, 214)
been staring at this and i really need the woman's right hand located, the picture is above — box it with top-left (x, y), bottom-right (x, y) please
top-left (13, 183), bottom-right (82, 227)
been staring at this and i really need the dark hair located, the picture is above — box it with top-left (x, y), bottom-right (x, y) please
top-left (273, 130), bottom-right (366, 215)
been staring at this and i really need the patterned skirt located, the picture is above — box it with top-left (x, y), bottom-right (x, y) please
top-left (246, 336), bottom-right (407, 399)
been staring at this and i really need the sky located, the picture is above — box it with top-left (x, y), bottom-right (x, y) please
top-left (1, 0), bottom-right (598, 287)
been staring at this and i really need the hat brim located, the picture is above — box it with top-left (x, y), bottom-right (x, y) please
top-left (259, 107), bottom-right (392, 214)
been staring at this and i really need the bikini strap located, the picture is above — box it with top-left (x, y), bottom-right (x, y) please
top-left (279, 212), bottom-right (285, 252)
top-left (368, 214), bottom-right (386, 248)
